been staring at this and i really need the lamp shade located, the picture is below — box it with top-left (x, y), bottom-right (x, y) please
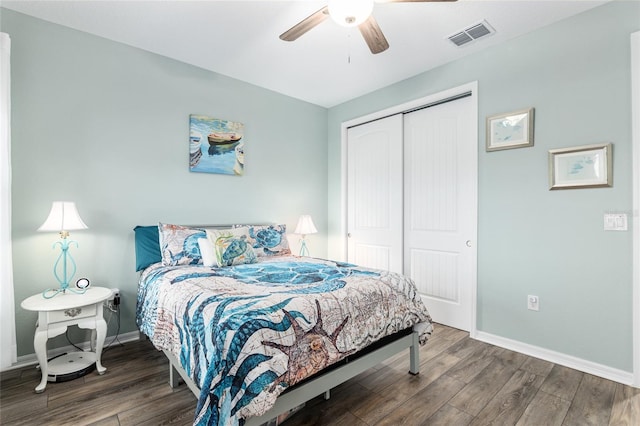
top-left (38, 202), bottom-right (88, 232)
top-left (294, 215), bottom-right (318, 235)
top-left (328, 0), bottom-right (374, 27)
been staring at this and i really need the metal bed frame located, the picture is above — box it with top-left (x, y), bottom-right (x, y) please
top-left (163, 330), bottom-right (421, 425)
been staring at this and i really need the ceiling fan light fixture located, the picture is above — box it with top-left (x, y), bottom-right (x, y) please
top-left (328, 0), bottom-right (374, 27)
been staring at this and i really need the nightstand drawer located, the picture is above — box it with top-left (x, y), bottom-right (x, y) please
top-left (47, 304), bottom-right (97, 324)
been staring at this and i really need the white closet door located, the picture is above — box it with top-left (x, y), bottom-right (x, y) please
top-left (347, 114), bottom-right (403, 273)
top-left (404, 96), bottom-right (477, 331)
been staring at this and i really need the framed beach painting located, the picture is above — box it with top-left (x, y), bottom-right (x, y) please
top-left (189, 115), bottom-right (245, 176)
top-left (549, 143), bottom-right (612, 190)
top-left (486, 108), bottom-right (534, 151)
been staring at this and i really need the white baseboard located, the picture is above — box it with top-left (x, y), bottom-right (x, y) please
top-left (5, 328), bottom-right (634, 387)
top-left (1, 330), bottom-right (142, 373)
top-left (474, 330), bottom-right (635, 387)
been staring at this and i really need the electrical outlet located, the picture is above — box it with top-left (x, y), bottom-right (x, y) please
top-left (108, 288), bottom-right (120, 301)
top-left (527, 295), bottom-right (539, 311)
top-left (104, 288), bottom-right (121, 311)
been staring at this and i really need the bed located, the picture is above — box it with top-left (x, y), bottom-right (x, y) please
top-left (134, 223), bottom-right (433, 426)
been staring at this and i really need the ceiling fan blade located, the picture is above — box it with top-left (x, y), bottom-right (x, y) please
top-left (359, 15), bottom-right (389, 54)
top-left (280, 6), bottom-right (330, 42)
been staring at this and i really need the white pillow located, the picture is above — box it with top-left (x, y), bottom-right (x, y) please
top-left (197, 237), bottom-right (216, 267)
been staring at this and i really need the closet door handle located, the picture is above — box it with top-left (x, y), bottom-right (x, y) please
top-left (347, 233), bottom-right (352, 238)
top-left (465, 240), bottom-right (472, 247)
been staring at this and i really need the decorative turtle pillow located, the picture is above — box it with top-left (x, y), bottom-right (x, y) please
top-left (207, 228), bottom-right (258, 267)
top-left (233, 224), bottom-right (291, 257)
top-left (158, 223), bottom-right (206, 266)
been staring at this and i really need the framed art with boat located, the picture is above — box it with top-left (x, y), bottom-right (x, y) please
top-left (189, 114), bottom-right (245, 176)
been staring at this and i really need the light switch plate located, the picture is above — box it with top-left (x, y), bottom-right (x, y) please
top-left (527, 295), bottom-right (539, 311)
top-left (604, 213), bottom-right (628, 231)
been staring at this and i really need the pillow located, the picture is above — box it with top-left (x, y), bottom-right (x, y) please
top-left (235, 224), bottom-right (291, 257)
top-left (133, 225), bottom-right (162, 271)
top-left (158, 223), bottom-right (206, 266)
top-left (207, 229), bottom-right (257, 267)
top-left (197, 238), bottom-right (216, 267)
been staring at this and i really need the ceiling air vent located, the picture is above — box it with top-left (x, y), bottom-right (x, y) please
top-left (448, 20), bottom-right (495, 47)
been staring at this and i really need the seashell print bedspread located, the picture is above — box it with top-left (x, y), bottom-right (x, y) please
top-left (136, 256), bottom-right (433, 425)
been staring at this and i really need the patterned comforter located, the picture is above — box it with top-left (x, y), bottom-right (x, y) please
top-left (136, 256), bottom-right (433, 425)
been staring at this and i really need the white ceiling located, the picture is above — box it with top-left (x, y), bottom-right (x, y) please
top-left (1, 0), bottom-right (610, 107)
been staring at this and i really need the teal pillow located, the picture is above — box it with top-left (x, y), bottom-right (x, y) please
top-left (133, 226), bottom-right (162, 271)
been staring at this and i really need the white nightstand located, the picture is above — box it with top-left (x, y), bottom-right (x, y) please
top-left (21, 286), bottom-right (112, 393)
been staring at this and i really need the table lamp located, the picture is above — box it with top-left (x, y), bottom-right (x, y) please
top-left (38, 201), bottom-right (88, 298)
top-left (294, 215), bottom-right (318, 257)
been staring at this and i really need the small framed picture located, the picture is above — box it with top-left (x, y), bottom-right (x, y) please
top-left (486, 108), bottom-right (534, 151)
top-left (549, 143), bottom-right (612, 190)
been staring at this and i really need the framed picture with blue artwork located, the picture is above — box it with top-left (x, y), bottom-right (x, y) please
top-left (486, 107), bottom-right (534, 151)
top-left (189, 115), bottom-right (245, 176)
top-left (549, 143), bottom-right (612, 190)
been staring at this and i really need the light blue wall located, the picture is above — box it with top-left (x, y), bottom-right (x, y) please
top-left (2, 9), bottom-right (328, 357)
top-left (327, 1), bottom-right (639, 372)
top-left (4, 2), bottom-right (639, 373)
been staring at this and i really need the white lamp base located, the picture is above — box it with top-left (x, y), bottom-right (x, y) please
top-left (299, 238), bottom-right (310, 257)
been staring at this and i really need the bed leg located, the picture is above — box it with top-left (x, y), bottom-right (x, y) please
top-left (324, 390), bottom-right (331, 400)
top-left (409, 332), bottom-right (420, 376)
top-left (169, 362), bottom-right (180, 388)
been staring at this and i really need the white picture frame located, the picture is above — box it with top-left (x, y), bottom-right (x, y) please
top-left (549, 143), bottom-right (613, 190)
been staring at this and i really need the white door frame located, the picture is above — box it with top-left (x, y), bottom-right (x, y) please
top-left (339, 81), bottom-right (479, 335)
top-left (631, 31), bottom-right (640, 388)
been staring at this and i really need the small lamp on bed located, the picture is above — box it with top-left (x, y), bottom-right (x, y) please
top-left (294, 214), bottom-right (318, 257)
top-left (38, 201), bottom-right (88, 298)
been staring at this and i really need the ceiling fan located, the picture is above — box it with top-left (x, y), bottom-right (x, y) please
top-left (280, 0), bottom-right (458, 55)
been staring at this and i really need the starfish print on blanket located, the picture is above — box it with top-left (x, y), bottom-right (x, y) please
top-left (262, 299), bottom-right (354, 389)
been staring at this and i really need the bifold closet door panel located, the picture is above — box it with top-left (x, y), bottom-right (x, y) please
top-left (346, 114), bottom-right (403, 274)
top-left (404, 95), bottom-right (476, 331)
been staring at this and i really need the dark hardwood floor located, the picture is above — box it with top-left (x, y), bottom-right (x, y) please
top-left (1, 324), bottom-right (639, 425)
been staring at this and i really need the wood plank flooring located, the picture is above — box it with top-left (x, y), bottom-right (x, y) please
top-left (1, 324), bottom-right (639, 425)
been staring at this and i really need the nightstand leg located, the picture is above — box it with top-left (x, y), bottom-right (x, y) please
top-left (33, 330), bottom-right (48, 393)
top-left (90, 329), bottom-right (97, 352)
top-left (94, 317), bottom-right (107, 375)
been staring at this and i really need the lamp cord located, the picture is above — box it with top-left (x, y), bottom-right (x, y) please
top-left (63, 303), bottom-right (122, 353)
top-left (65, 330), bottom-right (85, 352)
top-left (103, 304), bottom-right (123, 352)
